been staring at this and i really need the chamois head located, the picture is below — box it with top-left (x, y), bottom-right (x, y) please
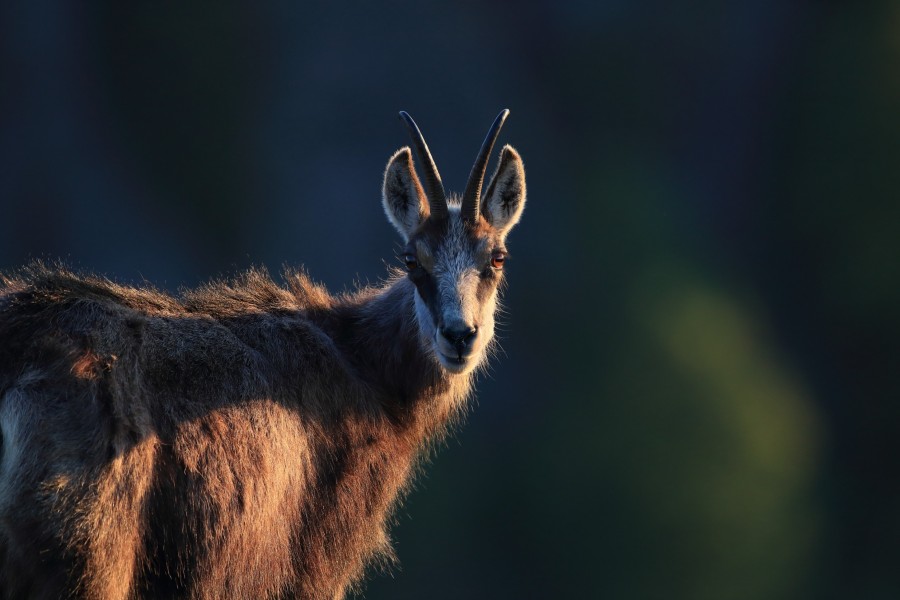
top-left (382, 110), bottom-right (526, 374)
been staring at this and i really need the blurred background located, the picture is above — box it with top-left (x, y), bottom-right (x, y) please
top-left (2, 1), bottom-right (898, 598)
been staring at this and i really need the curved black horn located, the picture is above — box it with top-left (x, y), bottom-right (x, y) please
top-left (461, 109), bottom-right (510, 222)
top-left (399, 111), bottom-right (448, 220)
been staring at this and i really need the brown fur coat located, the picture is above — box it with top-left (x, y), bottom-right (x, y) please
top-left (0, 263), bottom-right (471, 599)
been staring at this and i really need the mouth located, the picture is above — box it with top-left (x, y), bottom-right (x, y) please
top-left (437, 351), bottom-right (470, 374)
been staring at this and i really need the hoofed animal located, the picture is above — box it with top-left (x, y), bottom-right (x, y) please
top-left (0, 110), bottom-right (526, 599)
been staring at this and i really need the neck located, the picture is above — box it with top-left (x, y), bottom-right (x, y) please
top-left (322, 276), bottom-right (475, 435)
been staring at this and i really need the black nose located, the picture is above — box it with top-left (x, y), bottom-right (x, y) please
top-left (440, 324), bottom-right (478, 351)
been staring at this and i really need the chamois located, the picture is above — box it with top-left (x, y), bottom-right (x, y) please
top-left (0, 110), bottom-right (526, 599)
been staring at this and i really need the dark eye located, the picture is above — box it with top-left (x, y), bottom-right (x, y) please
top-left (402, 253), bottom-right (419, 271)
top-left (490, 251), bottom-right (506, 269)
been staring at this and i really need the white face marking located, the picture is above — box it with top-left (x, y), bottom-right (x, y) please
top-left (435, 213), bottom-right (480, 326)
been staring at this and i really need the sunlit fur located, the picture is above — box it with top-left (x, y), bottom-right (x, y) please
top-left (0, 139), bottom-right (525, 599)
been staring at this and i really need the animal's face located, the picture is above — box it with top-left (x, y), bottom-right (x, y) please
top-left (402, 209), bottom-right (505, 373)
top-left (382, 112), bottom-right (525, 374)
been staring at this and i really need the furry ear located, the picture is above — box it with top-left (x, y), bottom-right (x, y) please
top-left (482, 145), bottom-right (526, 236)
top-left (382, 147), bottom-right (428, 240)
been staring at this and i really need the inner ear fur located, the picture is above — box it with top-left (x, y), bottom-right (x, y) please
top-left (482, 145), bottom-right (526, 235)
top-left (382, 147), bottom-right (428, 240)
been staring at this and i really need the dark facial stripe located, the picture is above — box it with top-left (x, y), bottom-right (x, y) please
top-left (475, 269), bottom-right (501, 305)
top-left (409, 269), bottom-right (441, 325)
